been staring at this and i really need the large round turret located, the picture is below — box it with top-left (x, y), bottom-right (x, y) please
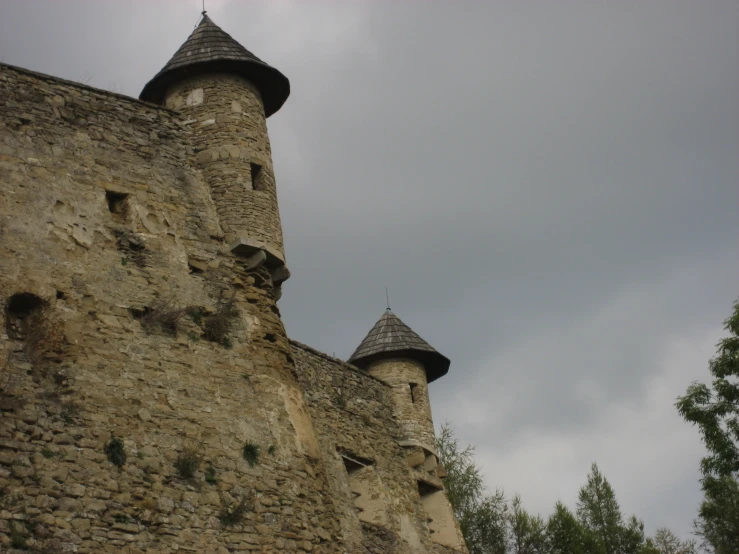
top-left (140, 15), bottom-right (290, 285)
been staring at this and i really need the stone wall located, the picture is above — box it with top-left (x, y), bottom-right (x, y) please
top-left (165, 74), bottom-right (286, 270)
top-left (0, 63), bottom-right (337, 553)
top-left (0, 62), bottom-right (468, 554)
top-left (290, 342), bottom-right (466, 554)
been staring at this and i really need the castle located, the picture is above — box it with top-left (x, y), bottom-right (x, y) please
top-left (0, 14), bottom-right (468, 554)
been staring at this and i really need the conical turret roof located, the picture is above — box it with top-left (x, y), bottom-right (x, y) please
top-left (348, 310), bottom-right (450, 383)
top-left (140, 14), bottom-right (289, 116)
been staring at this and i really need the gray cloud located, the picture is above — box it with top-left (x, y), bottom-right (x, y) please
top-left (2, 0), bottom-right (738, 538)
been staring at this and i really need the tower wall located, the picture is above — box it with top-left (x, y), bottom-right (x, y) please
top-left (164, 73), bottom-right (287, 270)
top-left (365, 358), bottom-right (436, 453)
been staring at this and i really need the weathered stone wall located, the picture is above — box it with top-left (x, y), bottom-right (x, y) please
top-left (164, 74), bottom-right (286, 270)
top-left (365, 358), bottom-right (436, 454)
top-left (291, 342), bottom-right (466, 554)
top-left (0, 63), bottom-right (337, 553)
top-left (0, 62), bottom-right (468, 554)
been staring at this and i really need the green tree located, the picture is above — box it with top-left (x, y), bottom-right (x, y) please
top-left (639, 538), bottom-right (662, 554)
top-left (508, 494), bottom-right (547, 554)
top-left (676, 299), bottom-right (739, 554)
top-left (547, 501), bottom-right (585, 554)
top-left (694, 475), bottom-right (739, 554)
top-left (621, 515), bottom-right (647, 554)
top-left (437, 423), bottom-right (508, 554)
top-left (577, 463), bottom-right (624, 554)
top-left (648, 528), bottom-right (696, 554)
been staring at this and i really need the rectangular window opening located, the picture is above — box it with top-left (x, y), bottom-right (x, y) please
top-left (250, 162), bottom-right (264, 191)
top-left (106, 191), bottom-right (129, 218)
top-left (409, 383), bottom-right (419, 404)
top-left (340, 450), bottom-right (374, 474)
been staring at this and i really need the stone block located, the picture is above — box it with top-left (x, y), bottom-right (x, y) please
top-left (406, 451), bottom-right (425, 468)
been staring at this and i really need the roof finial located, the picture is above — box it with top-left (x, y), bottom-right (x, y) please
top-left (202, 0), bottom-right (207, 16)
top-left (385, 287), bottom-right (391, 311)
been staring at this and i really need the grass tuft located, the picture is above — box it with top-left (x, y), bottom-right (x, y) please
top-left (242, 441), bottom-right (260, 467)
top-left (205, 464), bottom-right (217, 485)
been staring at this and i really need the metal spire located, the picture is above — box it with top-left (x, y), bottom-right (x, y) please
top-left (385, 287), bottom-right (391, 311)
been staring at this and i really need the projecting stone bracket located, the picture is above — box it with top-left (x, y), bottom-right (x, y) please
top-left (398, 439), bottom-right (437, 457)
top-left (243, 250), bottom-right (267, 271)
top-left (228, 237), bottom-right (291, 293)
top-left (228, 237), bottom-right (284, 266)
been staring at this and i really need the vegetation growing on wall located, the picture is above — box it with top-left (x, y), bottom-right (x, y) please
top-left (202, 296), bottom-right (238, 348)
top-left (105, 437), bottom-right (126, 468)
top-left (242, 441), bottom-right (260, 467)
top-left (174, 447), bottom-right (201, 480)
top-left (219, 492), bottom-right (254, 527)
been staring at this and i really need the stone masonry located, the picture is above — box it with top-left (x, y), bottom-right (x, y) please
top-left (165, 74), bottom-right (287, 270)
top-left (0, 13), bottom-right (468, 554)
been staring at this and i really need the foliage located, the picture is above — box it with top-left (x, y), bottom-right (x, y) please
top-left (649, 528), bottom-right (697, 554)
top-left (105, 437), bottom-right (126, 467)
top-left (202, 297), bottom-right (238, 347)
top-left (547, 502), bottom-right (585, 554)
top-left (242, 441), bottom-right (260, 467)
top-left (174, 448), bottom-right (201, 479)
top-left (437, 425), bottom-right (697, 554)
top-left (576, 463), bottom-right (625, 554)
top-left (136, 299), bottom-right (186, 336)
top-left (186, 307), bottom-right (203, 326)
top-left (676, 299), bottom-right (739, 478)
top-left (205, 464), bottom-right (217, 484)
top-left (436, 423), bottom-right (508, 554)
top-left (219, 493), bottom-right (253, 526)
top-left (693, 475), bottom-right (739, 554)
top-left (621, 515), bottom-right (647, 554)
top-left (676, 298), bottom-right (739, 554)
top-left (508, 494), bottom-right (547, 554)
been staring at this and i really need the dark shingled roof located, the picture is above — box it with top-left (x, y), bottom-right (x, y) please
top-left (348, 310), bottom-right (450, 383)
top-left (140, 15), bottom-right (289, 117)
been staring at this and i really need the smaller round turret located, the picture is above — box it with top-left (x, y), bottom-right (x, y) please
top-left (348, 309), bottom-right (450, 453)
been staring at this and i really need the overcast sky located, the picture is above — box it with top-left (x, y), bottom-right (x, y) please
top-left (2, 0), bottom-right (738, 540)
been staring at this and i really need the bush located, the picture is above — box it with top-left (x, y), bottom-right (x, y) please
top-left (105, 437), bottom-right (126, 467)
top-left (133, 299), bottom-right (186, 336)
top-left (242, 441), bottom-right (260, 467)
top-left (219, 493), bottom-right (253, 527)
top-left (203, 297), bottom-right (238, 347)
top-left (174, 448), bottom-right (201, 479)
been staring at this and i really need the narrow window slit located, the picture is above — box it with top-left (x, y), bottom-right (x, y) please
top-left (409, 383), bottom-right (419, 404)
top-left (250, 163), bottom-right (264, 191)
